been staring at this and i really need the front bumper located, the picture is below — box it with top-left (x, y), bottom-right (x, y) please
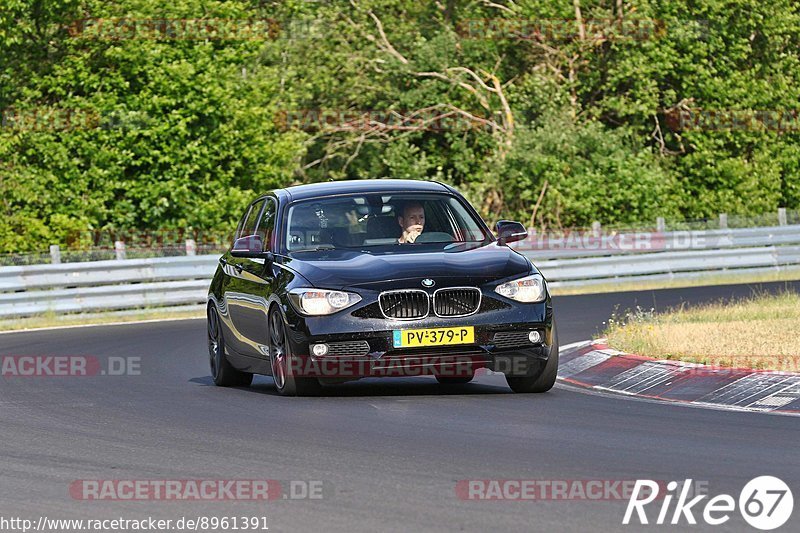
top-left (282, 294), bottom-right (554, 379)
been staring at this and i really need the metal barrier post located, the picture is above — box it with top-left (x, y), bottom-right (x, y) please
top-left (49, 245), bottom-right (61, 265)
top-left (115, 241), bottom-right (127, 260)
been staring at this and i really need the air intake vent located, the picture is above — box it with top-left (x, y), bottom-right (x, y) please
top-left (433, 288), bottom-right (481, 317)
top-left (325, 341), bottom-right (371, 357)
top-left (492, 331), bottom-right (532, 349)
top-left (379, 290), bottom-right (430, 320)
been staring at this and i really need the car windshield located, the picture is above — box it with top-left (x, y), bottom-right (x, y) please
top-left (285, 193), bottom-right (490, 253)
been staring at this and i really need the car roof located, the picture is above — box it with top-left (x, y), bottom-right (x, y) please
top-left (280, 179), bottom-right (452, 202)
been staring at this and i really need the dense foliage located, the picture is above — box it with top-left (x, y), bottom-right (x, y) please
top-left (1, 0), bottom-right (798, 251)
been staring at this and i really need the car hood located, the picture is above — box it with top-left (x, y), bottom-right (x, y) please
top-left (282, 242), bottom-right (534, 291)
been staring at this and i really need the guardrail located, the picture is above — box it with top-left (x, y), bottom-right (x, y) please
top-left (533, 246), bottom-right (800, 288)
top-left (1, 223), bottom-right (799, 318)
top-left (0, 256), bottom-right (218, 317)
top-left (511, 224), bottom-right (800, 259)
top-left (515, 224), bottom-right (800, 288)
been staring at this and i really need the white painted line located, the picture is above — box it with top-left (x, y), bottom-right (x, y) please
top-left (745, 379), bottom-right (800, 410)
top-left (559, 339), bottom-right (596, 352)
top-left (749, 395), bottom-right (797, 409)
top-left (603, 362), bottom-right (681, 394)
top-left (697, 374), bottom-right (797, 407)
top-left (557, 381), bottom-right (800, 418)
top-left (595, 348), bottom-right (627, 356)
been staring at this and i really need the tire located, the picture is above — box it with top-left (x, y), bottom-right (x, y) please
top-left (208, 305), bottom-right (253, 387)
top-left (268, 307), bottom-right (322, 397)
top-left (435, 375), bottom-right (474, 385)
top-left (505, 322), bottom-right (559, 393)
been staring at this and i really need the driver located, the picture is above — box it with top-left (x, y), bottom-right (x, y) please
top-left (397, 201), bottom-right (425, 244)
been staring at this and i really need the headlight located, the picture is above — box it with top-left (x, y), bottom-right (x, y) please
top-left (288, 288), bottom-right (362, 316)
top-left (494, 274), bottom-right (546, 303)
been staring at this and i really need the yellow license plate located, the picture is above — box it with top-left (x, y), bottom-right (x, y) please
top-left (392, 326), bottom-right (475, 348)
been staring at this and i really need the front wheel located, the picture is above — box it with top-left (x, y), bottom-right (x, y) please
top-left (505, 322), bottom-right (559, 393)
top-left (268, 307), bottom-right (322, 397)
top-left (208, 305), bottom-right (253, 387)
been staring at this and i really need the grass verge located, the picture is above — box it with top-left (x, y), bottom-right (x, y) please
top-left (0, 306), bottom-right (205, 332)
top-left (604, 291), bottom-right (800, 372)
top-left (549, 268), bottom-right (800, 296)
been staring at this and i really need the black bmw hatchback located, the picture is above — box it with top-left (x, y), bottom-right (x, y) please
top-left (207, 179), bottom-right (557, 396)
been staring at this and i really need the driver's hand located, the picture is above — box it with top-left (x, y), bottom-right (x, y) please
top-left (403, 225), bottom-right (423, 243)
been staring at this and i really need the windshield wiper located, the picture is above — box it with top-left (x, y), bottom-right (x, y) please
top-left (291, 245), bottom-right (337, 253)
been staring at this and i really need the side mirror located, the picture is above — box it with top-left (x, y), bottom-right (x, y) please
top-left (495, 220), bottom-right (528, 245)
top-left (231, 234), bottom-right (272, 261)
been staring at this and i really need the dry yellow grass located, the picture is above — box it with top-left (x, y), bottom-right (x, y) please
top-left (605, 292), bottom-right (800, 371)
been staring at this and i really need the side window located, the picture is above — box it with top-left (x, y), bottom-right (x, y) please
top-left (447, 197), bottom-right (486, 241)
top-left (233, 208), bottom-right (249, 244)
top-left (237, 200), bottom-right (265, 241)
top-left (254, 198), bottom-right (277, 252)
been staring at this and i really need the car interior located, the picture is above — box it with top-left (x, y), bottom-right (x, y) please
top-left (286, 196), bottom-right (460, 251)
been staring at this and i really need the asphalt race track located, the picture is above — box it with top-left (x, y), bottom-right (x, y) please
top-left (1, 282), bottom-right (799, 532)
